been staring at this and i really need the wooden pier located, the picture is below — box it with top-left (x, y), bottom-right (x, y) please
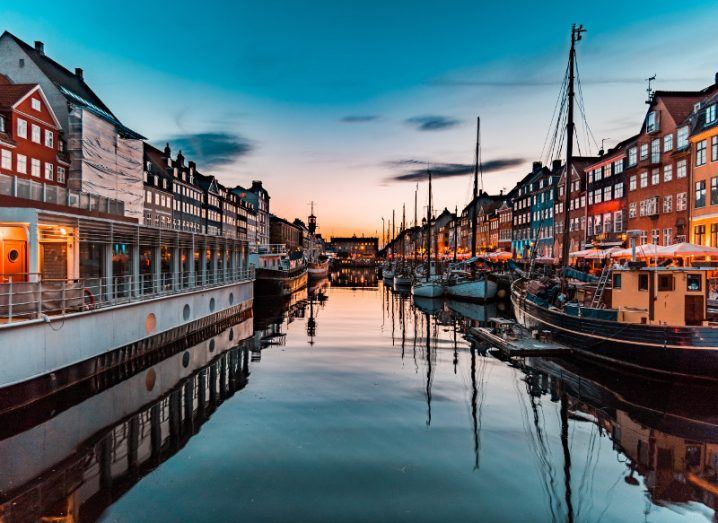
top-left (469, 319), bottom-right (573, 358)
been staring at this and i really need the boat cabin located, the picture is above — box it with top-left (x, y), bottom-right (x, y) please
top-left (610, 267), bottom-right (708, 326)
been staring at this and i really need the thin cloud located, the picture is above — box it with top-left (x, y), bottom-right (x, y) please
top-left (163, 132), bottom-right (253, 167)
top-left (386, 158), bottom-right (525, 182)
top-left (340, 115), bottom-right (380, 123)
top-left (405, 115), bottom-right (461, 131)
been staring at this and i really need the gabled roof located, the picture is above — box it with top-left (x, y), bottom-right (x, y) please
top-left (1, 31), bottom-right (145, 140)
top-left (0, 74), bottom-right (36, 108)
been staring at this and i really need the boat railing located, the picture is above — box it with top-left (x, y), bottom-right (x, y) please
top-left (0, 172), bottom-right (126, 217)
top-left (0, 267), bottom-right (255, 325)
top-left (251, 244), bottom-right (287, 255)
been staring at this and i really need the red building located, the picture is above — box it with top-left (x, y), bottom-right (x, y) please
top-left (554, 158), bottom-right (594, 257)
top-left (496, 199), bottom-right (513, 252)
top-left (626, 87), bottom-right (717, 245)
top-left (0, 75), bottom-right (68, 190)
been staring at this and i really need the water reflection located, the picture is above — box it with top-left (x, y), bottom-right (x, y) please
top-left (0, 317), bottom-right (254, 523)
top-left (329, 266), bottom-right (378, 287)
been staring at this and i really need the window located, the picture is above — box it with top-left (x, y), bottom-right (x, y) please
top-left (595, 168), bottom-right (603, 181)
top-left (44, 162), bottom-right (53, 180)
top-left (57, 166), bottom-right (65, 183)
top-left (587, 171), bottom-right (593, 184)
top-left (658, 274), bottom-right (674, 292)
top-left (677, 192), bottom-right (688, 211)
top-left (0, 149), bottom-right (10, 170)
top-left (603, 212), bottom-right (612, 234)
top-left (713, 136), bottom-right (718, 163)
top-left (629, 175), bottom-right (637, 191)
top-left (603, 186), bottom-right (612, 201)
top-left (651, 169), bottom-right (660, 185)
top-left (663, 195), bottom-right (673, 213)
top-left (651, 228), bottom-right (660, 244)
top-left (695, 224), bottom-right (706, 245)
top-left (697, 140), bottom-right (707, 166)
top-left (706, 104), bottom-right (717, 125)
top-left (638, 274), bottom-right (649, 291)
top-left (31, 124), bottom-right (40, 143)
top-left (646, 111), bottom-right (658, 133)
top-left (640, 171), bottom-right (648, 188)
top-left (17, 118), bottom-right (27, 138)
top-left (651, 139), bottom-right (660, 163)
top-left (588, 191), bottom-right (593, 205)
top-left (687, 274), bottom-right (702, 292)
top-left (16, 154), bottom-right (26, 174)
top-left (628, 147), bottom-right (637, 166)
top-left (663, 134), bottom-right (673, 152)
top-left (614, 210), bottom-right (623, 232)
top-left (0, 116), bottom-right (4, 132)
top-left (646, 197), bottom-right (658, 216)
top-left (663, 228), bottom-right (672, 246)
top-left (30, 158), bottom-right (40, 177)
top-left (712, 223), bottom-right (718, 247)
top-left (44, 130), bottom-right (53, 148)
top-left (594, 189), bottom-right (602, 204)
top-left (677, 159), bottom-right (687, 179)
top-left (612, 273), bottom-right (622, 289)
top-left (696, 180), bottom-right (706, 208)
top-left (145, 191), bottom-right (151, 203)
top-left (615, 182), bottom-right (624, 199)
top-left (677, 126), bottom-right (689, 148)
top-left (31, 98), bottom-right (41, 111)
top-left (640, 144), bottom-right (648, 160)
top-left (712, 177), bottom-right (718, 205)
top-left (663, 164), bottom-right (673, 182)
top-left (614, 159), bottom-right (624, 174)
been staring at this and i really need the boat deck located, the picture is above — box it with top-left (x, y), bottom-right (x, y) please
top-left (469, 319), bottom-right (573, 358)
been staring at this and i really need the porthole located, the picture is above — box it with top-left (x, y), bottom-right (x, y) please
top-left (183, 304), bottom-right (191, 321)
top-left (145, 313), bottom-right (157, 335)
top-left (209, 297), bottom-right (216, 312)
top-left (228, 328), bottom-right (234, 341)
top-left (182, 351), bottom-right (190, 367)
top-left (209, 339), bottom-right (215, 352)
top-left (7, 249), bottom-right (19, 263)
top-left (229, 292), bottom-right (234, 305)
top-left (145, 369), bottom-right (156, 391)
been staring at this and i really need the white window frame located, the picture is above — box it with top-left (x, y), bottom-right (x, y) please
top-left (16, 153), bottom-right (26, 174)
top-left (44, 162), bottom-right (53, 180)
top-left (31, 124), bottom-right (41, 144)
top-left (44, 129), bottom-right (54, 148)
top-left (30, 158), bottom-right (40, 177)
top-left (17, 118), bottom-right (27, 139)
top-left (0, 149), bottom-right (11, 170)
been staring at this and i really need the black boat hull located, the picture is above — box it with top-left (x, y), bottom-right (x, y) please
top-left (511, 280), bottom-right (718, 380)
top-left (255, 268), bottom-right (308, 298)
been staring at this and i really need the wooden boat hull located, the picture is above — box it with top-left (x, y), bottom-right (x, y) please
top-left (445, 278), bottom-right (498, 301)
top-left (255, 267), bottom-right (308, 298)
top-left (393, 275), bottom-right (412, 288)
top-left (511, 279), bottom-right (718, 380)
top-left (308, 260), bottom-right (330, 278)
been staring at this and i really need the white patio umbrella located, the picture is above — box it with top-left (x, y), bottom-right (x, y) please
top-left (610, 243), bottom-right (660, 258)
top-left (655, 242), bottom-right (718, 258)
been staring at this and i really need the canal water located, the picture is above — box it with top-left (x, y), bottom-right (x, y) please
top-left (1, 268), bottom-right (717, 522)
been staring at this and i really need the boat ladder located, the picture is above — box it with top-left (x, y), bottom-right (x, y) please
top-left (590, 265), bottom-right (612, 308)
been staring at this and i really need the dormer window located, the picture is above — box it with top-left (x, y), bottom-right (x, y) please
top-left (694, 102), bottom-right (702, 113)
top-left (646, 111), bottom-right (658, 133)
top-left (706, 104), bottom-right (717, 125)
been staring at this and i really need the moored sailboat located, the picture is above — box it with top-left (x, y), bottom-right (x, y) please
top-left (413, 169), bottom-right (444, 298)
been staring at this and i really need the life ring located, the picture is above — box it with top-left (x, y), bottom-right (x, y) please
top-left (83, 288), bottom-right (95, 307)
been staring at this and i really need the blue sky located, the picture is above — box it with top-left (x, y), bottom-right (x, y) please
top-left (4, 1), bottom-right (718, 236)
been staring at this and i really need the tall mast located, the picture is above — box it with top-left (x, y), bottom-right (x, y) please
top-left (402, 204), bottom-right (406, 262)
top-left (561, 24), bottom-right (585, 269)
top-left (426, 169), bottom-right (432, 282)
top-left (392, 209), bottom-right (396, 256)
top-left (471, 117), bottom-right (480, 258)
top-left (414, 183), bottom-right (418, 228)
top-left (453, 205), bottom-right (458, 263)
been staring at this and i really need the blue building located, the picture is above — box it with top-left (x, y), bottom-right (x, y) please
top-left (530, 161), bottom-right (561, 259)
top-left (511, 162), bottom-right (547, 258)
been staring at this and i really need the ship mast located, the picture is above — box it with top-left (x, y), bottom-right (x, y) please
top-left (471, 117), bottom-right (480, 259)
top-left (426, 169), bottom-right (432, 282)
top-left (560, 24), bottom-right (585, 269)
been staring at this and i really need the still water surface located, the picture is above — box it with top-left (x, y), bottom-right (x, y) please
top-left (2, 270), bottom-right (717, 522)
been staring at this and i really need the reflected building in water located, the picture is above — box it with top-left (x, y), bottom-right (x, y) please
top-left (330, 267), bottom-right (378, 288)
top-left (0, 316), bottom-right (254, 522)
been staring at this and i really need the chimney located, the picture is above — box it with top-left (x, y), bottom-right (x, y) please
top-left (163, 143), bottom-right (171, 158)
top-left (75, 68), bottom-right (83, 80)
top-left (552, 159), bottom-right (562, 172)
top-left (34, 41), bottom-right (44, 54)
top-left (176, 150), bottom-right (185, 167)
top-left (715, 71), bottom-right (718, 85)
top-left (532, 161), bottom-right (542, 173)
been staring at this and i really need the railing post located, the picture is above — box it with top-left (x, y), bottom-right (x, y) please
top-left (61, 280), bottom-right (66, 315)
top-left (8, 276), bottom-right (12, 323)
top-left (37, 280), bottom-right (43, 319)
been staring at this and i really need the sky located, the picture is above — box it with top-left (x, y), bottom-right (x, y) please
top-left (4, 1), bottom-right (718, 238)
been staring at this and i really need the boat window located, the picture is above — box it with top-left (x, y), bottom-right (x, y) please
top-left (687, 274), bottom-right (702, 292)
top-left (658, 274), bottom-right (674, 292)
top-left (638, 273), bottom-right (649, 291)
top-left (612, 273), bottom-right (621, 289)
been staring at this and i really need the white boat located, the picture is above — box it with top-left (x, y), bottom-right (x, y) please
top-left (412, 280), bottom-right (444, 298)
top-left (444, 277), bottom-right (497, 301)
top-left (393, 273), bottom-right (412, 287)
top-left (382, 262), bottom-right (395, 282)
top-left (307, 257), bottom-right (330, 278)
